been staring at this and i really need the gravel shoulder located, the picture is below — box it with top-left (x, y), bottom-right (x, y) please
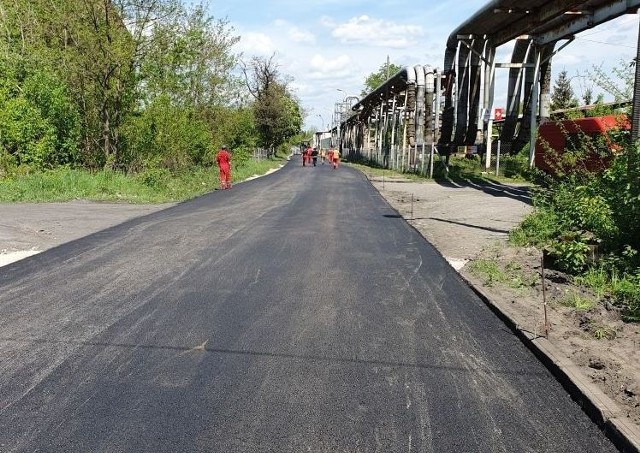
top-left (0, 200), bottom-right (173, 267)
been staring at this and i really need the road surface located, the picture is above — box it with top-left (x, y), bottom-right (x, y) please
top-left (0, 161), bottom-right (617, 452)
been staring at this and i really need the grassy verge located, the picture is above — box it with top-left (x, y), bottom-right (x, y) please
top-left (347, 152), bottom-right (531, 184)
top-left (467, 257), bottom-right (537, 290)
top-left (0, 157), bottom-right (286, 203)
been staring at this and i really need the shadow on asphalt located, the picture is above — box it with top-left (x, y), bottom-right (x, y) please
top-left (0, 336), bottom-right (550, 377)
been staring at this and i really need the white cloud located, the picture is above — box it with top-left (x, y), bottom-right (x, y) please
top-left (289, 26), bottom-right (316, 44)
top-left (237, 32), bottom-right (275, 55)
top-left (327, 15), bottom-right (424, 48)
top-left (222, 3), bottom-right (637, 130)
top-left (309, 54), bottom-right (351, 73)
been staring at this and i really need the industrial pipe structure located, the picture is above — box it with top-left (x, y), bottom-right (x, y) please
top-left (441, 0), bottom-right (640, 167)
top-left (334, 1), bottom-right (640, 173)
top-left (338, 65), bottom-right (443, 176)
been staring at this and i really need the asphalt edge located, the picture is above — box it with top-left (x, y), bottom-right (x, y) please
top-left (365, 176), bottom-right (640, 453)
top-left (460, 273), bottom-right (640, 453)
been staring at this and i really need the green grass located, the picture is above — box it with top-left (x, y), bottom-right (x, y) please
top-left (557, 292), bottom-right (596, 311)
top-left (468, 259), bottom-right (505, 287)
top-left (348, 152), bottom-right (531, 185)
top-left (468, 257), bottom-right (537, 290)
top-left (0, 158), bottom-right (285, 203)
top-left (573, 267), bottom-right (609, 299)
top-left (346, 162), bottom-right (422, 181)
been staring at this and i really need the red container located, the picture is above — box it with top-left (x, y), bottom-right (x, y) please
top-left (534, 115), bottom-right (629, 174)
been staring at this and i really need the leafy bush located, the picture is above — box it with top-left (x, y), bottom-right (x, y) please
top-left (510, 208), bottom-right (559, 247)
top-left (120, 95), bottom-right (213, 172)
top-left (611, 274), bottom-right (640, 322)
top-left (137, 168), bottom-right (172, 189)
top-left (0, 55), bottom-right (80, 170)
top-left (548, 233), bottom-right (591, 274)
top-left (513, 119), bottom-right (640, 321)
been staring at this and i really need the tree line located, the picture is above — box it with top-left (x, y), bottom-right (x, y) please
top-left (0, 0), bottom-right (303, 175)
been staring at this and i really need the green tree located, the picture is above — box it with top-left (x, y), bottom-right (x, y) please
top-left (120, 94), bottom-right (213, 172)
top-left (0, 54), bottom-right (80, 170)
top-left (243, 54), bottom-right (302, 155)
top-left (140, 3), bottom-right (240, 109)
top-left (550, 70), bottom-right (579, 111)
top-left (0, 0), bottom-right (242, 171)
top-left (361, 61), bottom-right (402, 97)
top-left (587, 58), bottom-right (634, 103)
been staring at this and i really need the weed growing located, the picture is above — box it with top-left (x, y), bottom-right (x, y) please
top-left (558, 292), bottom-right (596, 311)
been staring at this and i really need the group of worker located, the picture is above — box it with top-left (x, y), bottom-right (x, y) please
top-left (214, 143), bottom-right (342, 191)
top-left (302, 146), bottom-right (340, 169)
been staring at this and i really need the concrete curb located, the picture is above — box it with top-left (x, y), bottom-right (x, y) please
top-left (460, 273), bottom-right (640, 453)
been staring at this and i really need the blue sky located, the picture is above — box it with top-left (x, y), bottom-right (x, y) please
top-left (192, 1), bottom-right (639, 130)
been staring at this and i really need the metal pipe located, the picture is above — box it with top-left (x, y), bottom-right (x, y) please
top-left (415, 65), bottom-right (426, 173)
top-left (528, 47), bottom-right (542, 168)
top-left (454, 40), bottom-right (471, 145)
top-left (484, 44), bottom-right (497, 169)
top-left (466, 38), bottom-right (483, 145)
top-left (431, 68), bottom-right (442, 178)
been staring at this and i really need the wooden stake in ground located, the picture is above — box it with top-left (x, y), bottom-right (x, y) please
top-left (410, 193), bottom-right (414, 221)
top-left (541, 251), bottom-right (550, 337)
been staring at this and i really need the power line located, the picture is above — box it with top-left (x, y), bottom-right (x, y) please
top-left (574, 37), bottom-right (637, 49)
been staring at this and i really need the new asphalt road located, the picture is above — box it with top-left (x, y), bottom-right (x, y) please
top-left (0, 161), bottom-right (618, 452)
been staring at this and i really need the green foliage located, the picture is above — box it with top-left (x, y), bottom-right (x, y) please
top-left (207, 105), bottom-right (258, 162)
top-left (587, 58), bottom-right (634, 103)
top-left (599, 143), bottom-right (640, 254)
top-left (246, 55), bottom-right (303, 152)
top-left (137, 168), bottom-right (172, 189)
top-left (361, 61), bottom-right (403, 97)
top-left (140, 3), bottom-right (240, 108)
top-left (549, 233), bottom-right (591, 273)
top-left (550, 70), bottom-right (579, 111)
top-left (513, 112), bottom-right (640, 321)
top-left (611, 274), bottom-right (640, 322)
top-left (0, 55), bottom-right (81, 170)
top-left (468, 258), bottom-right (534, 289)
top-left (574, 267), bottom-right (609, 299)
top-left (592, 324), bottom-right (617, 340)
top-left (510, 209), bottom-right (559, 247)
top-left (120, 95), bottom-right (213, 172)
top-left (0, 159), bottom-right (285, 203)
top-left (468, 259), bottom-right (504, 287)
top-left (557, 292), bottom-right (596, 311)
top-left (0, 0), bottom-right (245, 173)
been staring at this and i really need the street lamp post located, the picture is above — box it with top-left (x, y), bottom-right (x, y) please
top-left (317, 114), bottom-right (325, 150)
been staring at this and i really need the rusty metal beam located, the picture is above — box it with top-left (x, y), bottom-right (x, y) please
top-left (489, 0), bottom-right (585, 46)
top-left (533, 0), bottom-right (640, 44)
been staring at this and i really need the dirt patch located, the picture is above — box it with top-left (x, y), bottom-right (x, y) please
top-left (370, 177), bottom-right (640, 428)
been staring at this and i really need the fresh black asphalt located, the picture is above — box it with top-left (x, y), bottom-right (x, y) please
top-left (0, 160), bottom-right (618, 452)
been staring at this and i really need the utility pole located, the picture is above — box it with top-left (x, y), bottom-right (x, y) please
top-left (386, 55), bottom-right (390, 80)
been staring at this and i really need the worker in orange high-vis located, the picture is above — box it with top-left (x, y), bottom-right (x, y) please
top-left (215, 145), bottom-right (232, 189)
top-left (331, 147), bottom-right (340, 169)
top-left (327, 147), bottom-right (335, 166)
